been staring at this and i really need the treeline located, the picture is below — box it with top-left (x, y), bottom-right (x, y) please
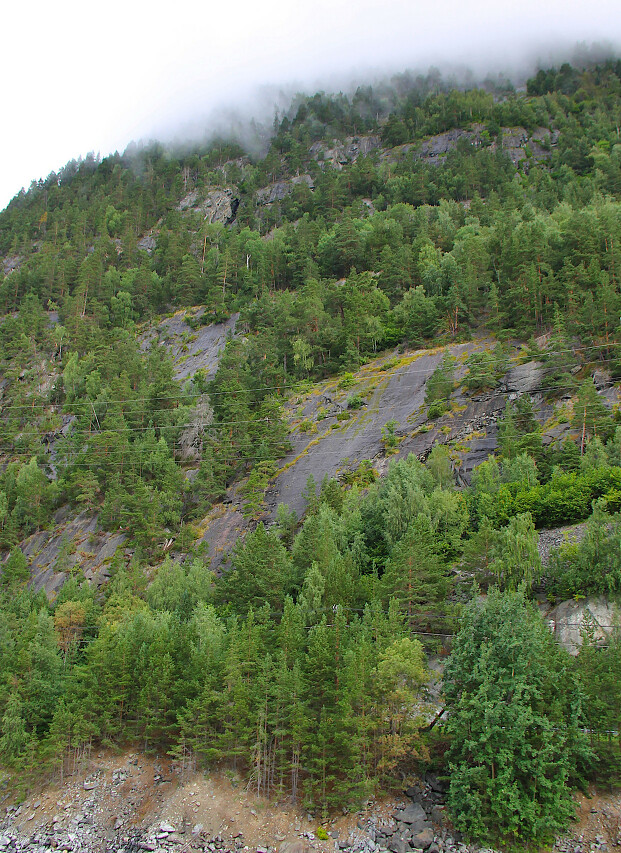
top-left (2, 439), bottom-right (621, 840)
top-left (1, 62), bottom-right (621, 341)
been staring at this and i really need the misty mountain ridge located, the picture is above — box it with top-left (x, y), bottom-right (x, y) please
top-left (1, 56), bottom-right (621, 848)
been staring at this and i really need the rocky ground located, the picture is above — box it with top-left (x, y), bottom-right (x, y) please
top-left (0, 752), bottom-right (619, 853)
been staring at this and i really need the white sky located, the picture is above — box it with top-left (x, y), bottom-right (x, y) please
top-left (1, 0), bottom-right (620, 211)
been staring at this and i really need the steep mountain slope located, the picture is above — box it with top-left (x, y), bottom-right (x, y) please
top-left (2, 60), bottom-right (621, 845)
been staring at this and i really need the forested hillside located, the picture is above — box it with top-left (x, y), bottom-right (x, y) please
top-left (1, 59), bottom-right (621, 847)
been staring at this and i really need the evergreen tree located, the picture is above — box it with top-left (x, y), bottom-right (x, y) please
top-left (444, 587), bottom-right (590, 844)
top-left (217, 524), bottom-right (294, 614)
top-left (571, 379), bottom-right (615, 451)
top-left (373, 637), bottom-right (428, 781)
top-left (1, 546), bottom-right (29, 586)
top-left (381, 515), bottom-right (449, 621)
top-left (0, 691), bottom-right (30, 767)
top-left (542, 306), bottom-right (577, 396)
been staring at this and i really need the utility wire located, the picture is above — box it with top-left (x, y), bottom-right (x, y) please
top-left (0, 402), bottom-right (619, 467)
top-left (0, 340), bottom-right (618, 412)
top-left (0, 374), bottom-right (619, 440)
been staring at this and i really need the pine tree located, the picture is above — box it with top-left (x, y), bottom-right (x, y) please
top-left (571, 379), bottom-right (615, 452)
top-left (542, 305), bottom-right (577, 396)
top-left (1, 546), bottom-right (29, 586)
top-left (373, 637), bottom-right (428, 781)
top-left (0, 691), bottom-right (30, 767)
top-left (381, 515), bottom-right (449, 622)
top-left (217, 524), bottom-right (293, 614)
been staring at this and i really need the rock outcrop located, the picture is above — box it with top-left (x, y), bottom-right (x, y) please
top-left (547, 596), bottom-right (620, 655)
top-left (177, 188), bottom-right (240, 225)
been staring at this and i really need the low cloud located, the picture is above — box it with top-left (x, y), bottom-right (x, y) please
top-left (1, 0), bottom-right (620, 210)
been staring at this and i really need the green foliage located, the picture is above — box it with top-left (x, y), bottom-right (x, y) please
top-left (3, 58), bottom-right (621, 820)
top-left (146, 556), bottom-right (213, 617)
top-left (576, 629), bottom-right (621, 785)
top-left (427, 401), bottom-right (446, 419)
top-left (547, 501), bottom-right (621, 597)
top-left (0, 692), bottom-right (30, 767)
top-left (463, 343), bottom-right (509, 393)
top-left (425, 354), bottom-right (456, 407)
top-left (1, 546), bottom-right (29, 586)
top-left (427, 445), bottom-right (454, 489)
top-left (497, 396), bottom-right (543, 463)
top-left (444, 587), bottom-right (591, 845)
top-left (217, 524), bottom-right (294, 614)
top-left (381, 419), bottom-right (400, 453)
top-left (471, 463), bottom-right (621, 529)
top-left (489, 512), bottom-right (542, 590)
top-left (500, 452), bottom-right (539, 487)
top-left (542, 307), bottom-right (577, 397)
top-left (571, 379), bottom-right (616, 448)
top-left (346, 393), bottom-right (365, 410)
top-left (380, 515), bottom-right (449, 620)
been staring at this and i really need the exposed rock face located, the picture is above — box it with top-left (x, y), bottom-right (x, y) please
top-left (177, 190), bottom-right (201, 210)
top-left (198, 342), bottom-right (510, 570)
top-left (137, 233), bottom-right (156, 254)
top-left (5, 507), bottom-right (126, 597)
top-left (547, 596), bottom-right (620, 655)
top-left (256, 175), bottom-right (314, 205)
top-left (309, 135), bottom-right (382, 168)
top-left (418, 128), bottom-right (474, 160)
top-left (196, 502), bottom-right (247, 575)
top-left (141, 311), bottom-right (238, 383)
top-left (200, 189), bottom-right (239, 224)
top-left (1, 313), bottom-right (238, 598)
top-left (379, 125), bottom-right (556, 169)
top-left (502, 360), bottom-right (544, 393)
top-left (593, 368), bottom-right (613, 390)
top-left (177, 188), bottom-right (239, 224)
top-left (177, 397), bottom-right (213, 462)
top-left (2, 255), bottom-right (22, 276)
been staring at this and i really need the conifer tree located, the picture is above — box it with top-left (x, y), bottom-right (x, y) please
top-left (381, 515), bottom-right (449, 621)
top-left (444, 587), bottom-right (590, 844)
top-left (0, 691), bottom-right (29, 767)
top-left (218, 524), bottom-right (293, 614)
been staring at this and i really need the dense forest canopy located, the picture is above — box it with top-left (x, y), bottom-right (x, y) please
top-left (1, 59), bottom-right (621, 845)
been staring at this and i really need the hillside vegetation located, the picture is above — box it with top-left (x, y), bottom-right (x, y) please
top-left (1, 60), bottom-right (621, 846)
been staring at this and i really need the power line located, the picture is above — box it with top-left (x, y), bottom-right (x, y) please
top-left (0, 340), bottom-right (618, 413)
top-left (0, 399), bottom-right (618, 468)
top-left (0, 371), bottom-right (619, 441)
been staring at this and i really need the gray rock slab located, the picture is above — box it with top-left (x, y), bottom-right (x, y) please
top-left (395, 804), bottom-right (426, 825)
top-left (388, 838), bottom-right (411, 853)
top-left (547, 596), bottom-right (619, 654)
top-left (142, 312), bottom-right (237, 383)
top-left (503, 361), bottom-right (543, 393)
top-left (410, 829), bottom-right (434, 850)
top-left (424, 772), bottom-right (446, 793)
